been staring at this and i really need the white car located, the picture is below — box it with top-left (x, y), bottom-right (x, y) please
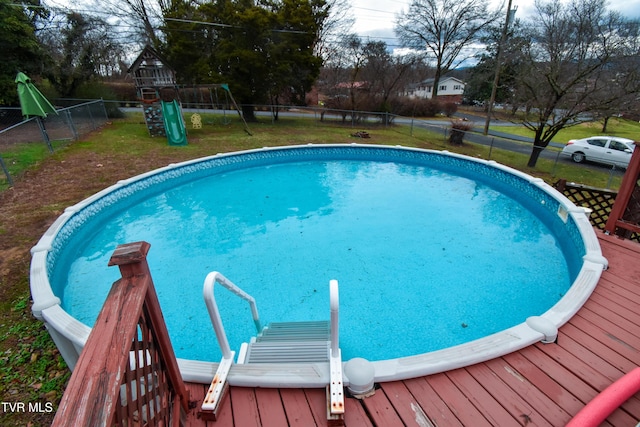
top-left (561, 136), bottom-right (635, 168)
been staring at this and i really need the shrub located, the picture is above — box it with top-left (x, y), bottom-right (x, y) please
top-left (75, 82), bottom-right (126, 118)
top-left (392, 98), bottom-right (442, 118)
top-left (449, 119), bottom-right (474, 145)
top-left (442, 102), bottom-right (458, 117)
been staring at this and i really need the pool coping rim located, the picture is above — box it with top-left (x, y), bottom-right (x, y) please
top-left (29, 143), bottom-right (608, 386)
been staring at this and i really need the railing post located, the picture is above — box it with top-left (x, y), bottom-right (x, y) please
top-left (52, 241), bottom-right (191, 426)
top-left (107, 240), bottom-right (152, 277)
top-left (605, 141), bottom-right (640, 236)
top-left (108, 242), bottom-right (191, 415)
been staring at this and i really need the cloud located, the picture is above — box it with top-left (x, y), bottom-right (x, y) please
top-left (351, 0), bottom-right (640, 36)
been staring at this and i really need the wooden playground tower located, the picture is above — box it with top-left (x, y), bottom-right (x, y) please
top-left (128, 45), bottom-right (251, 141)
top-left (128, 45), bottom-right (183, 140)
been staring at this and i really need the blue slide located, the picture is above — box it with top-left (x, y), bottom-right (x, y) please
top-left (161, 100), bottom-right (188, 146)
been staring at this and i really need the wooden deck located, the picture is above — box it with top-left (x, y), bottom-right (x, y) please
top-left (183, 231), bottom-right (640, 427)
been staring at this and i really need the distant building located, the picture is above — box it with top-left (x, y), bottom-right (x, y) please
top-left (402, 77), bottom-right (465, 103)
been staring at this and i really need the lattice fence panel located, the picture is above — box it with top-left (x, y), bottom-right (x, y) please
top-left (554, 180), bottom-right (640, 243)
top-left (115, 305), bottom-right (177, 426)
top-left (554, 180), bottom-right (616, 230)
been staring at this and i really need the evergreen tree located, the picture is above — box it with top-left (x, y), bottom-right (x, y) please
top-left (161, 0), bottom-right (328, 121)
top-left (0, 0), bottom-right (47, 105)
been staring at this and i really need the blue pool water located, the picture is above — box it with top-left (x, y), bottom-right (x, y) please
top-left (53, 147), bottom-right (582, 362)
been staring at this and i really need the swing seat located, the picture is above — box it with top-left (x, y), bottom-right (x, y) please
top-left (191, 113), bottom-right (202, 129)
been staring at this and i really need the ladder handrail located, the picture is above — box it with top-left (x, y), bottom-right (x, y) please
top-left (329, 279), bottom-right (339, 357)
top-left (203, 271), bottom-right (261, 360)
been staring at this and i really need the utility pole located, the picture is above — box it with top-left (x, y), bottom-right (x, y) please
top-left (483, 0), bottom-right (516, 135)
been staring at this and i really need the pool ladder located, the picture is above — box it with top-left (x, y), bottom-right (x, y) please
top-left (239, 320), bottom-right (332, 363)
top-left (200, 272), bottom-right (344, 421)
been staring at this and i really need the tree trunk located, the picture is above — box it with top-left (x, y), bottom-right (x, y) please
top-left (602, 116), bottom-right (610, 133)
top-left (432, 66), bottom-right (442, 99)
top-left (242, 104), bottom-right (257, 122)
top-left (449, 129), bottom-right (465, 145)
top-left (527, 145), bottom-right (544, 167)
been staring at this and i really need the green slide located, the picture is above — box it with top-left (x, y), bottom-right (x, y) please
top-left (161, 99), bottom-right (188, 146)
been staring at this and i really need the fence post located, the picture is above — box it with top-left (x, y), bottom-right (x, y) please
top-left (0, 155), bottom-right (14, 186)
top-left (36, 117), bottom-right (54, 153)
top-left (65, 110), bottom-right (79, 140)
top-left (551, 151), bottom-right (561, 177)
top-left (86, 103), bottom-right (96, 130)
top-left (607, 165), bottom-right (617, 189)
top-left (99, 99), bottom-right (108, 121)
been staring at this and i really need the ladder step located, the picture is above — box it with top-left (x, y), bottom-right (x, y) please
top-left (244, 341), bottom-right (330, 364)
top-left (257, 321), bottom-right (330, 342)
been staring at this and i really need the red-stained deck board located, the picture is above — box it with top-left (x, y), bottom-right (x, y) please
top-left (501, 351), bottom-right (584, 417)
top-left (463, 362), bottom-right (554, 427)
top-left (425, 372), bottom-right (494, 427)
top-left (568, 314), bottom-right (640, 364)
top-left (183, 383), bottom-right (207, 427)
top-left (483, 356), bottom-right (572, 425)
top-left (360, 384), bottom-right (405, 427)
top-left (575, 309), bottom-right (640, 357)
top-left (536, 340), bottom-right (620, 392)
top-left (587, 291), bottom-right (640, 331)
top-left (255, 388), bottom-right (288, 427)
top-left (378, 381), bottom-right (426, 426)
top-left (593, 280), bottom-right (640, 319)
top-left (535, 338), bottom-right (640, 425)
top-left (562, 323), bottom-right (638, 376)
top-left (403, 376), bottom-right (464, 427)
top-left (597, 272), bottom-right (640, 301)
top-left (599, 270), bottom-right (640, 296)
top-left (557, 331), bottom-right (627, 383)
top-left (303, 388), bottom-right (335, 426)
top-left (343, 396), bottom-right (374, 427)
top-left (230, 387), bottom-right (261, 427)
top-left (279, 388), bottom-right (318, 427)
top-left (445, 366), bottom-right (522, 426)
top-left (520, 344), bottom-right (601, 405)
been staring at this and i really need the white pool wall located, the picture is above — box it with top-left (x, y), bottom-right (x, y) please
top-left (30, 144), bottom-right (607, 386)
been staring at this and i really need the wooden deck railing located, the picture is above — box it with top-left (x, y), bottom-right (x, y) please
top-left (605, 141), bottom-right (640, 240)
top-left (51, 241), bottom-right (193, 426)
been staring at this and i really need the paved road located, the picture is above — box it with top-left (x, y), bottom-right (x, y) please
top-left (123, 106), bottom-right (621, 173)
top-left (394, 113), bottom-right (565, 162)
top-left (397, 113), bottom-right (623, 174)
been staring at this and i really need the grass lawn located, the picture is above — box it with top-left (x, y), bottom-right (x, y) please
top-left (0, 112), bottom-right (635, 425)
top-left (490, 117), bottom-right (640, 144)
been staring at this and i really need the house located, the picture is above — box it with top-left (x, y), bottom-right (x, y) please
top-left (402, 76), bottom-right (465, 103)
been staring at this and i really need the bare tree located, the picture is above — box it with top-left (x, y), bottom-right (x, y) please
top-left (39, 11), bottom-right (126, 96)
top-left (359, 41), bottom-right (420, 112)
top-left (315, 0), bottom-right (354, 61)
top-left (89, 0), bottom-right (170, 49)
top-left (515, 0), bottom-right (640, 167)
top-left (394, 0), bottom-right (499, 98)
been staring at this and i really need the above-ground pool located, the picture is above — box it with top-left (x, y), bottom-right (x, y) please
top-left (31, 144), bottom-right (607, 386)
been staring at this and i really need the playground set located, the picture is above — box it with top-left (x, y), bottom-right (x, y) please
top-left (128, 45), bottom-right (248, 144)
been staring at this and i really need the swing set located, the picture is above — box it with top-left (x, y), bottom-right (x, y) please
top-left (128, 45), bottom-right (251, 138)
top-left (179, 83), bottom-right (252, 135)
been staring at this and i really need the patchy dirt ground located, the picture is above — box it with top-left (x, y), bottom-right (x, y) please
top-left (0, 126), bottom-right (198, 425)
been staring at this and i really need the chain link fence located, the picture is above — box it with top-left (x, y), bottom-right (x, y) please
top-left (0, 100), bottom-right (108, 188)
top-left (1, 99), bottom-right (624, 190)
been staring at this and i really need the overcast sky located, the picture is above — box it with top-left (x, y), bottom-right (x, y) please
top-left (351, 0), bottom-right (640, 36)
